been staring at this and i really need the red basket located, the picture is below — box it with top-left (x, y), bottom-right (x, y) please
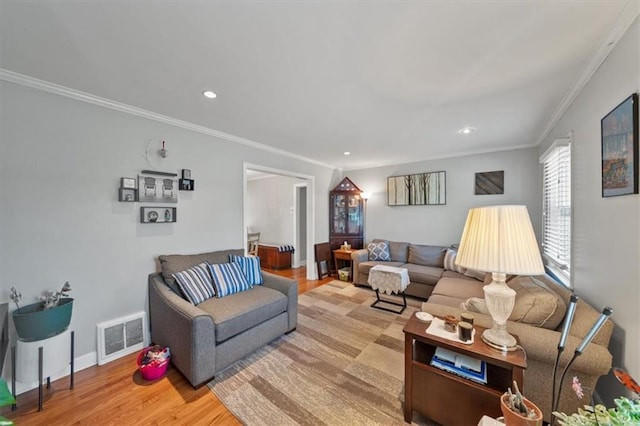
top-left (136, 346), bottom-right (170, 381)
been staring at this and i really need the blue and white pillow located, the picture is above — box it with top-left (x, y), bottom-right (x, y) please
top-left (368, 241), bottom-right (391, 261)
top-left (444, 248), bottom-right (466, 274)
top-left (172, 262), bottom-right (216, 305)
top-left (208, 262), bottom-right (252, 298)
top-left (229, 255), bottom-right (263, 285)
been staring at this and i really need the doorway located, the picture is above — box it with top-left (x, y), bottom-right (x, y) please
top-left (243, 162), bottom-right (316, 280)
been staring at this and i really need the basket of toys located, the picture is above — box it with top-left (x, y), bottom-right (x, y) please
top-left (136, 345), bottom-right (171, 381)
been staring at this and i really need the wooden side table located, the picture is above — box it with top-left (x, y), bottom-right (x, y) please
top-left (332, 249), bottom-right (354, 280)
top-left (403, 313), bottom-right (527, 425)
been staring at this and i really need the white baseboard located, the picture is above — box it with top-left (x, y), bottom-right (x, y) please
top-left (11, 351), bottom-right (97, 396)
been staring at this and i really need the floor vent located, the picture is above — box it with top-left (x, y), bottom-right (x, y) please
top-left (97, 311), bottom-right (148, 365)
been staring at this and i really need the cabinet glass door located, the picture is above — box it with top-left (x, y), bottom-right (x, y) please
top-left (332, 194), bottom-right (346, 234)
top-left (346, 194), bottom-right (361, 234)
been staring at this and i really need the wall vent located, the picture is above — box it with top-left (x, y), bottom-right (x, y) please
top-left (97, 311), bottom-right (148, 365)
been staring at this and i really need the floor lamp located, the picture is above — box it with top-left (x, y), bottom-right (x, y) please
top-left (456, 205), bottom-right (545, 351)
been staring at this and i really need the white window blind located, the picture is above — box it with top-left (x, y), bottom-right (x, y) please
top-left (540, 139), bottom-right (571, 278)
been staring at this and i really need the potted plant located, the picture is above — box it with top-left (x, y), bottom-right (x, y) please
top-left (10, 282), bottom-right (73, 342)
top-left (501, 380), bottom-right (543, 426)
top-left (552, 372), bottom-right (640, 425)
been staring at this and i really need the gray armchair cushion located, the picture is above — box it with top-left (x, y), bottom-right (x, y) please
top-left (197, 286), bottom-right (288, 342)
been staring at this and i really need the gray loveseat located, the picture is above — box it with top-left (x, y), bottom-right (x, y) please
top-left (148, 249), bottom-right (297, 388)
top-left (352, 239), bottom-right (613, 422)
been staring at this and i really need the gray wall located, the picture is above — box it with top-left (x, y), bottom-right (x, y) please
top-left (247, 175), bottom-right (303, 245)
top-left (344, 147), bottom-right (541, 246)
top-left (538, 17), bottom-right (639, 403)
top-left (0, 81), bottom-right (335, 366)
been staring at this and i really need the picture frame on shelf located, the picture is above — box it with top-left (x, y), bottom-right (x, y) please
top-left (182, 169), bottom-right (191, 179)
top-left (601, 93), bottom-right (638, 197)
top-left (179, 179), bottom-right (194, 191)
top-left (118, 188), bottom-right (137, 202)
top-left (140, 207), bottom-right (177, 223)
top-left (121, 177), bottom-right (137, 189)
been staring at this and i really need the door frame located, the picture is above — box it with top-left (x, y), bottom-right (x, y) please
top-left (243, 162), bottom-right (316, 280)
top-left (292, 183), bottom-right (307, 268)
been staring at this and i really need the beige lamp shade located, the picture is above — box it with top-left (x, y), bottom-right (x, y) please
top-left (456, 205), bottom-right (544, 276)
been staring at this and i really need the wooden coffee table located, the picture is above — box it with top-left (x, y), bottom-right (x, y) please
top-left (403, 312), bottom-right (527, 425)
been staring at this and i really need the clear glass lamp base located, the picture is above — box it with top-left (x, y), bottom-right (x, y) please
top-left (482, 272), bottom-right (518, 352)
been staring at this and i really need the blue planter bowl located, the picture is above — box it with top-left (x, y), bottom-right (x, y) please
top-left (12, 298), bottom-right (73, 342)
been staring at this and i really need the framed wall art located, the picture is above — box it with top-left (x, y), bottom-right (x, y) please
top-left (601, 93), bottom-right (638, 197)
top-left (138, 171), bottom-right (178, 203)
top-left (475, 170), bottom-right (504, 195)
top-left (387, 171), bottom-right (446, 206)
top-left (141, 207), bottom-right (177, 223)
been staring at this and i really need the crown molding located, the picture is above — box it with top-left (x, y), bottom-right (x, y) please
top-left (343, 143), bottom-right (538, 171)
top-left (534, 0), bottom-right (640, 146)
top-left (0, 68), bottom-right (337, 171)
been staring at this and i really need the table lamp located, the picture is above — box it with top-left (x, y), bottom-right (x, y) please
top-left (456, 205), bottom-right (544, 351)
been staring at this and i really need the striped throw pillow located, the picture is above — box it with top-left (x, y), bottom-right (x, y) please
top-left (172, 262), bottom-right (216, 305)
top-left (208, 262), bottom-right (253, 298)
top-left (444, 248), bottom-right (466, 274)
top-left (229, 255), bottom-right (263, 285)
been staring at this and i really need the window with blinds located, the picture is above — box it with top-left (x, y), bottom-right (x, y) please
top-left (540, 138), bottom-right (571, 280)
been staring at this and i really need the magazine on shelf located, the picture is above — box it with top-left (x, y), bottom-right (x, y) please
top-left (430, 347), bottom-right (487, 384)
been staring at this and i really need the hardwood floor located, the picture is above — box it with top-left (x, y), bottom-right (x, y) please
top-left (2, 266), bottom-right (335, 425)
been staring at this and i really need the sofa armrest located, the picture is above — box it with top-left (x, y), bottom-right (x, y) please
top-left (351, 249), bottom-right (369, 285)
top-left (148, 273), bottom-right (216, 387)
top-left (262, 271), bottom-right (298, 332)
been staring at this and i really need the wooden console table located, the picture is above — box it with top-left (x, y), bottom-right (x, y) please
top-left (403, 313), bottom-right (527, 425)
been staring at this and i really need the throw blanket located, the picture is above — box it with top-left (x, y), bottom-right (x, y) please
top-left (260, 242), bottom-right (295, 253)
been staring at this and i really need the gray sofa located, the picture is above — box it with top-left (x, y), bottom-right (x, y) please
top-left (352, 239), bottom-right (474, 299)
top-left (352, 239), bottom-right (613, 422)
top-left (148, 249), bottom-right (297, 388)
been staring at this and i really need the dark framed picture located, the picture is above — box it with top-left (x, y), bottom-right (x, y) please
top-left (319, 260), bottom-right (329, 278)
top-left (601, 93), bottom-right (638, 197)
top-left (179, 179), bottom-right (194, 191)
top-left (387, 171), bottom-right (446, 206)
top-left (118, 188), bottom-right (137, 202)
top-left (475, 171), bottom-right (504, 195)
top-left (182, 169), bottom-right (191, 179)
top-left (140, 207), bottom-right (177, 223)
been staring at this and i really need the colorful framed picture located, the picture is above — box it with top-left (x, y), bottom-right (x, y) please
top-left (601, 93), bottom-right (638, 197)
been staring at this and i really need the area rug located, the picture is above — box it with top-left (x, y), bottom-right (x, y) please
top-left (208, 281), bottom-right (436, 425)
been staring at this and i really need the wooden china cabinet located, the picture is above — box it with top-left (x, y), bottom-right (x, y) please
top-left (329, 177), bottom-right (364, 252)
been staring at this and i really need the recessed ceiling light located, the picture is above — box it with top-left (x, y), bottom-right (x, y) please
top-left (459, 127), bottom-right (476, 135)
top-left (344, 151), bottom-right (351, 156)
top-left (202, 90), bottom-right (217, 99)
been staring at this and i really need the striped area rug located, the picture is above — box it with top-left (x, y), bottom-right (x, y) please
top-left (208, 281), bottom-right (436, 425)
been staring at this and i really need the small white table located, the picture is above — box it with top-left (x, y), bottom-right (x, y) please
top-left (368, 265), bottom-right (410, 314)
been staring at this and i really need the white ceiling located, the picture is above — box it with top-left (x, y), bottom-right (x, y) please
top-left (0, 1), bottom-right (636, 170)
